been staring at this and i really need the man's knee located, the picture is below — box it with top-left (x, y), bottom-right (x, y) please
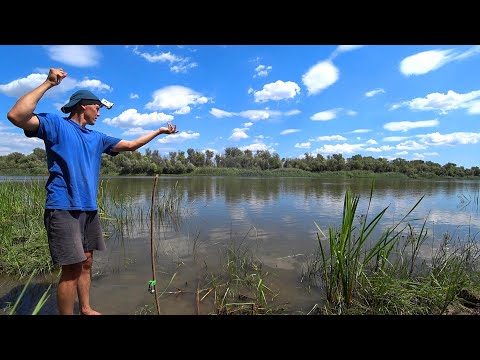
top-left (61, 263), bottom-right (83, 279)
top-left (83, 251), bottom-right (94, 269)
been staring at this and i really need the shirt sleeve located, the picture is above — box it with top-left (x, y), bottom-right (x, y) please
top-left (102, 134), bottom-right (122, 156)
top-left (24, 113), bottom-right (59, 143)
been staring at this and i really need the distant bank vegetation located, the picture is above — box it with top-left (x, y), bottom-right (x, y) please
top-left (1, 147), bottom-right (479, 179)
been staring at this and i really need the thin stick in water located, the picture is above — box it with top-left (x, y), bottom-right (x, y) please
top-left (150, 174), bottom-right (161, 315)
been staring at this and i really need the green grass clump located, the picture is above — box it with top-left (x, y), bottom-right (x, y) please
top-left (0, 181), bottom-right (53, 277)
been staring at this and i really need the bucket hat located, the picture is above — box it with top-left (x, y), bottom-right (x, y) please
top-left (61, 90), bottom-right (114, 113)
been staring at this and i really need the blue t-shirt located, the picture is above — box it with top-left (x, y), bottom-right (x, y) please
top-left (25, 113), bottom-right (122, 210)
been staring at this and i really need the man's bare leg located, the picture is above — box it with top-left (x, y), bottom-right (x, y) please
top-left (57, 263), bottom-right (82, 315)
top-left (78, 250), bottom-right (101, 315)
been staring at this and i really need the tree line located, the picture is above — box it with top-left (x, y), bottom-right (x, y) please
top-left (0, 147), bottom-right (479, 178)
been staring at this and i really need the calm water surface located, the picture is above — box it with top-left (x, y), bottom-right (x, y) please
top-left (2, 176), bottom-right (480, 315)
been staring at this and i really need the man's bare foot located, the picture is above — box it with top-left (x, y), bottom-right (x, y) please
top-left (79, 308), bottom-right (102, 315)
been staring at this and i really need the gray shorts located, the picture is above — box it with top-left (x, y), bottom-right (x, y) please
top-left (43, 209), bottom-right (106, 266)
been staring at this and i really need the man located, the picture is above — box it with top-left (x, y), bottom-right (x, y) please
top-left (6, 67), bottom-right (179, 315)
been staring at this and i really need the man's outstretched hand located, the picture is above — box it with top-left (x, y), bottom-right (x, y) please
top-left (159, 122), bottom-right (179, 134)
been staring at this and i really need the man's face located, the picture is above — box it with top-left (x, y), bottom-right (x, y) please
top-left (84, 103), bottom-right (102, 125)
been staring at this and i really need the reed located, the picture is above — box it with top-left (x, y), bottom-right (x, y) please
top-left (311, 180), bottom-right (424, 311)
top-left (153, 180), bottom-right (184, 231)
top-left (351, 233), bottom-right (480, 315)
top-left (303, 181), bottom-right (480, 314)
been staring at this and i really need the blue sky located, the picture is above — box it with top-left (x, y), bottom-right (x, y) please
top-left (0, 45), bottom-right (479, 168)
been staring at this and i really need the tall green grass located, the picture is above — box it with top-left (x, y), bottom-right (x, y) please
top-left (0, 181), bottom-right (53, 277)
top-left (312, 181), bottom-right (423, 309)
top-left (304, 181), bottom-right (480, 314)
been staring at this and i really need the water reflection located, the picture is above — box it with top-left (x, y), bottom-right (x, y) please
top-left (102, 176), bottom-right (480, 255)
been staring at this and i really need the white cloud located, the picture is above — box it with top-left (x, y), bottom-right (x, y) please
top-left (157, 131), bottom-right (200, 144)
top-left (145, 86), bottom-right (209, 112)
top-left (285, 109), bottom-right (301, 116)
top-left (400, 49), bottom-right (455, 76)
top-left (452, 45), bottom-right (480, 61)
top-left (294, 142), bottom-right (311, 149)
top-left (383, 136), bottom-right (410, 142)
top-left (315, 143), bottom-right (365, 154)
top-left (76, 79), bottom-right (112, 92)
top-left (0, 73), bottom-right (51, 98)
top-left (337, 45), bottom-right (364, 52)
top-left (396, 141), bottom-right (427, 151)
top-left (364, 145), bottom-right (394, 152)
top-left (351, 129), bottom-right (371, 133)
top-left (311, 110), bottom-right (337, 121)
top-left (466, 100), bottom-right (480, 114)
top-left (254, 64), bottom-right (272, 78)
top-left (229, 128), bottom-right (250, 141)
top-left (44, 45), bottom-right (102, 67)
top-left (302, 61), bottom-right (339, 95)
top-left (131, 46), bottom-right (197, 73)
top-left (253, 80), bottom-right (300, 102)
top-left (384, 120), bottom-right (439, 132)
top-left (210, 108), bottom-right (234, 118)
top-left (365, 88), bottom-right (385, 97)
top-left (0, 72), bottom-right (111, 102)
top-left (390, 90), bottom-right (480, 115)
top-left (417, 131), bottom-right (480, 146)
top-left (239, 110), bottom-right (272, 121)
top-left (310, 135), bottom-right (346, 141)
top-left (174, 106), bottom-right (191, 115)
top-left (103, 109), bottom-right (174, 128)
top-left (0, 131), bottom-right (44, 155)
top-left (239, 142), bottom-right (276, 153)
top-left (330, 46), bottom-right (365, 60)
top-left (400, 46), bottom-right (480, 76)
top-left (280, 129), bottom-right (301, 135)
top-left (209, 108), bottom-right (289, 121)
top-left (130, 93), bottom-right (139, 99)
top-left (121, 128), bottom-right (151, 136)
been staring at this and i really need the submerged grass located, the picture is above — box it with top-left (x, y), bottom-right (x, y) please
top-left (158, 225), bottom-right (282, 315)
top-left (213, 225), bottom-right (277, 313)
